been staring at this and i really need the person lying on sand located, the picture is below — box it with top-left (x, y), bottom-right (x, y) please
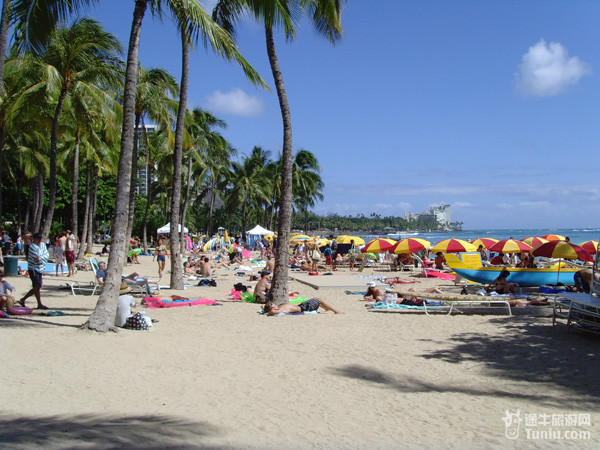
top-left (365, 287), bottom-right (444, 307)
top-left (263, 297), bottom-right (344, 315)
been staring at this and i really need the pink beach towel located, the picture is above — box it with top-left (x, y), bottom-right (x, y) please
top-left (143, 297), bottom-right (217, 308)
top-left (422, 270), bottom-right (455, 280)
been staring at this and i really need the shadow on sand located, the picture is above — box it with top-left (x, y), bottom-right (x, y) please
top-left (331, 317), bottom-right (600, 407)
top-left (0, 413), bottom-right (219, 448)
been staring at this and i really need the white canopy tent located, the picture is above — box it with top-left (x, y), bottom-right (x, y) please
top-left (157, 222), bottom-right (189, 235)
top-left (246, 225), bottom-right (274, 236)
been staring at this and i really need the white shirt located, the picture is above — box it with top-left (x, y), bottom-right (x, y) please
top-left (115, 294), bottom-right (136, 327)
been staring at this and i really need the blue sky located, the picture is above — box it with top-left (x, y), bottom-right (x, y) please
top-left (87, 0), bottom-right (600, 229)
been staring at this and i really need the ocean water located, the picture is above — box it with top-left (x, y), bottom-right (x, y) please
top-left (362, 228), bottom-right (600, 246)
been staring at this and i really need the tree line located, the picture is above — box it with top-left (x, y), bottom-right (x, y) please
top-left (0, 0), bottom-right (344, 331)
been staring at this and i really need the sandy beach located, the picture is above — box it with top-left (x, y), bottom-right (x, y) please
top-left (2, 251), bottom-right (600, 449)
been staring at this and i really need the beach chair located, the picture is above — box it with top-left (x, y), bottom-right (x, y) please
top-left (70, 257), bottom-right (101, 295)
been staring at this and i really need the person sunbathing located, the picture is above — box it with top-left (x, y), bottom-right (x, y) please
top-left (364, 281), bottom-right (383, 302)
top-left (488, 269), bottom-right (519, 294)
top-left (434, 252), bottom-right (446, 270)
top-left (252, 270), bottom-right (272, 303)
top-left (263, 297), bottom-right (343, 315)
top-left (364, 287), bottom-right (444, 307)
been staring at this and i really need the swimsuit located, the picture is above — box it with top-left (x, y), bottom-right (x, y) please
top-left (299, 298), bottom-right (320, 312)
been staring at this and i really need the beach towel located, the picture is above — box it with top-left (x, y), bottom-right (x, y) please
top-left (345, 290), bottom-right (367, 295)
top-left (143, 297), bottom-right (217, 308)
top-left (422, 271), bottom-right (455, 280)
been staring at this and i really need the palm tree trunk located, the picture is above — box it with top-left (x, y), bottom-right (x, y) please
top-left (168, 32), bottom-right (189, 290)
top-left (71, 132), bottom-right (80, 235)
top-left (0, 0), bottom-right (10, 93)
top-left (16, 171), bottom-right (23, 234)
top-left (84, 0), bottom-right (149, 332)
top-left (86, 173), bottom-right (97, 254)
top-left (180, 153), bottom-right (192, 254)
top-left (126, 114), bottom-right (141, 241)
top-left (33, 173), bottom-right (43, 232)
top-left (207, 180), bottom-right (216, 236)
top-left (41, 88), bottom-right (69, 240)
top-left (77, 164), bottom-right (91, 260)
top-left (141, 119), bottom-right (152, 253)
top-left (265, 26), bottom-right (293, 305)
top-left (0, 124), bottom-right (5, 220)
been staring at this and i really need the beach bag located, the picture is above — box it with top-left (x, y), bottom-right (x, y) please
top-left (124, 312), bottom-right (149, 330)
top-left (312, 249), bottom-right (321, 261)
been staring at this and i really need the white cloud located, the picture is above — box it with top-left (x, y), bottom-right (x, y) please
top-left (515, 39), bottom-right (591, 97)
top-left (453, 202), bottom-right (474, 207)
top-left (204, 89), bottom-right (265, 117)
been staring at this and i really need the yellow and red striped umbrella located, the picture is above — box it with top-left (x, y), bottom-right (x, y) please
top-left (361, 238), bottom-right (396, 253)
top-left (471, 238), bottom-right (499, 249)
top-left (431, 239), bottom-right (476, 253)
top-left (521, 236), bottom-right (549, 248)
top-left (579, 240), bottom-right (598, 255)
top-left (531, 241), bottom-right (593, 262)
top-left (289, 234), bottom-right (310, 245)
top-left (390, 238), bottom-right (431, 254)
top-left (541, 234), bottom-right (566, 242)
top-left (488, 239), bottom-right (532, 254)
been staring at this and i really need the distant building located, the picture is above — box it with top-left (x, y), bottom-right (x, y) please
top-left (405, 204), bottom-right (452, 227)
top-left (136, 124), bottom-right (158, 197)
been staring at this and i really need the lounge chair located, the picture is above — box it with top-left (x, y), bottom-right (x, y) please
top-left (70, 257), bottom-right (101, 295)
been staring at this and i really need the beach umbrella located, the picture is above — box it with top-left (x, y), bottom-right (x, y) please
top-left (488, 239), bottom-right (532, 254)
top-left (390, 238), bottom-right (431, 254)
top-left (361, 238), bottom-right (396, 253)
top-left (336, 235), bottom-right (365, 246)
top-left (521, 236), bottom-right (549, 248)
top-left (531, 241), bottom-right (593, 284)
top-left (541, 234), bottom-right (566, 242)
top-left (289, 234), bottom-right (310, 245)
top-left (471, 238), bottom-right (499, 249)
top-left (430, 239), bottom-right (477, 253)
top-left (308, 237), bottom-right (330, 248)
top-left (579, 240), bottom-right (598, 255)
top-left (531, 241), bottom-right (593, 262)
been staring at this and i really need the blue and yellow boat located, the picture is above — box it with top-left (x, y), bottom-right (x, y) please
top-left (445, 253), bottom-right (580, 287)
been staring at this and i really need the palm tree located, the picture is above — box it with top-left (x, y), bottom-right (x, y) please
top-left (292, 149), bottom-right (323, 232)
top-left (213, 0), bottom-right (344, 304)
top-left (19, 18), bottom-right (123, 240)
top-left (227, 147), bottom-right (271, 239)
top-left (85, 0), bottom-right (267, 332)
top-left (126, 65), bottom-right (178, 244)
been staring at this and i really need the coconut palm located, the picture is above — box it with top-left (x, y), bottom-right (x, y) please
top-left (292, 149), bottom-right (323, 232)
top-left (17, 18), bottom-right (123, 240)
top-left (85, 0), bottom-right (267, 332)
top-left (227, 147), bottom-right (271, 238)
top-left (126, 66), bottom-right (178, 244)
top-left (213, 0), bottom-right (343, 304)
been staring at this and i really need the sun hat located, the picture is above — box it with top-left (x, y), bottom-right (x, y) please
top-left (367, 281), bottom-right (377, 287)
top-left (119, 281), bottom-right (132, 295)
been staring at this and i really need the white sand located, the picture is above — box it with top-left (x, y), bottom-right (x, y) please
top-left (2, 251), bottom-right (600, 448)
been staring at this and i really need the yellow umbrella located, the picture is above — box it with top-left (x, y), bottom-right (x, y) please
top-left (521, 236), bottom-right (549, 248)
top-left (289, 234), bottom-right (310, 244)
top-left (431, 239), bottom-right (477, 253)
top-left (308, 237), bottom-right (329, 248)
top-left (336, 235), bottom-right (365, 246)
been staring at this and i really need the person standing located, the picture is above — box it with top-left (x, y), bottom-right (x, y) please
top-left (54, 233), bottom-right (66, 276)
top-left (19, 232), bottom-right (49, 309)
top-left (65, 230), bottom-right (76, 277)
top-left (153, 238), bottom-right (168, 279)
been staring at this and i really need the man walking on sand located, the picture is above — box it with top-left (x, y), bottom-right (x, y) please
top-left (19, 232), bottom-right (49, 309)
